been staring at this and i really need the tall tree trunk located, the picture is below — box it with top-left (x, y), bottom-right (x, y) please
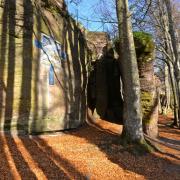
top-left (164, 64), bottom-right (171, 114)
top-left (164, 0), bottom-right (179, 63)
top-left (165, 0), bottom-right (180, 127)
top-left (168, 62), bottom-right (179, 126)
top-left (116, 0), bottom-right (144, 142)
top-left (163, 14), bottom-right (180, 126)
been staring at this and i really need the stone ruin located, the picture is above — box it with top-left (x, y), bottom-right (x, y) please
top-left (87, 31), bottom-right (158, 137)
top-left (87, 32), bottom-right (124, 124)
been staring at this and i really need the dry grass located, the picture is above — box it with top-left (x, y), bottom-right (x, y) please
top-left (0, 115), bottom-right (179, 179)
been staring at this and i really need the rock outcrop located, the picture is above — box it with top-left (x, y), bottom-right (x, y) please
top-left (134, 31), bottom-right (158, 138)
top-left (87, 32), bottom-right (123, 124)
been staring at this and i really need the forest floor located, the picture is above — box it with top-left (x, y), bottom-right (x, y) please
top-left (0, 114), bottom-right (179, 180)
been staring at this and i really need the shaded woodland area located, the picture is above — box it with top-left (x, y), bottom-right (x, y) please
top-left (0, 0), bottom-right (179, 179)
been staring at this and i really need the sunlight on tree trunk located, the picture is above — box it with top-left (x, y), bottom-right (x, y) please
top-left (116, 0), bottom-right (144, 142)
top-left (164, 0), bottom-right (180, 127)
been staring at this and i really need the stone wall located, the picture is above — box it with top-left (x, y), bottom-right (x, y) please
top-left (0, 0), bottom-right (89, 133)
top-left (86, 31), bottom-right (109, 60)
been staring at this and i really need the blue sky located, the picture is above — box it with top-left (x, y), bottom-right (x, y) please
top-left (65, 0), bottom-right (108, 31)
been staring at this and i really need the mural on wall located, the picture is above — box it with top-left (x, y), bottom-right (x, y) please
top-left (35, 33), bottom-right (67, 64)
top-left (40, 33), bottom-right (61, 67)
top-left (35, 33), bottom-right (67, 85)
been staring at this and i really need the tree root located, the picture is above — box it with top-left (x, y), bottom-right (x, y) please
top-left (87, 109), bottom-right (180, 154)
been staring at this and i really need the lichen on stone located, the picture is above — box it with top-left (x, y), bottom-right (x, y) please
top-left (141, 91), bottom-right (154, 124)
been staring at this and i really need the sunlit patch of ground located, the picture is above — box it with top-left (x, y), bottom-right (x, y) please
top-left (0, 115), bottom-right (179, 179)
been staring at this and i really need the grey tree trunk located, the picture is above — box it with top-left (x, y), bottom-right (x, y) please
top-left (163, 24), bottom-right (179, 125)
top-left (148, 0), bottom-right (179, 126)
top-left (164, 64), bottom-right (171, 114)
top-left (116, 0), bottom-right (144, 142)
top-left (165, 0), bottom-right (180, 127)
top-left (168, 62), bottom-right (179, 126)
top-left (164, 0), bottom-right (180, 64)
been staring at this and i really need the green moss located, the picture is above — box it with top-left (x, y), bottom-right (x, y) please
top-left (114, 32), bottom-right (155, 63)
top-left (132, 139), bottom-right (154, 154)
top-left (118, 136), bottom-right (154, 155)
top-left (141, 91), bottom-right (153, 125)
top-left (133, 31), bottom-right (155, 64)
top-left (133, 32), bottom-right (154, 51)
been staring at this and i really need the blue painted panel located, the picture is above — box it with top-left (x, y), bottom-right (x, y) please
top-left (34, 39), bottom-right (42, 49)
top-left (49, 64), bottom-right (55, 85)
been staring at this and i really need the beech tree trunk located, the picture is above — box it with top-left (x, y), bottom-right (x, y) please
top-left (116, 0), bottom-right (144, 142)
top-left (165, 0), bottom-right (180, 127)
top-left (164, 64), bottom-right (171, 114)
top-left (168, 62), bottom-right (179, 126)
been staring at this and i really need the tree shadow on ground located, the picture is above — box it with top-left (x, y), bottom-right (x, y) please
top-left (159, 136), bottom-right (180, 145)
top-left (0, 135), bottom-right (14, 179)
top-left (0, 1), bottom-right (88, 179)
top-left (67, 120), bottom-right (180, 179)
top-left (0, 133), bottom-right (87, 179)
top-left (19, 135), bottom-right (86, 179)
top-left (158, 123), bottom-right (180, 136)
